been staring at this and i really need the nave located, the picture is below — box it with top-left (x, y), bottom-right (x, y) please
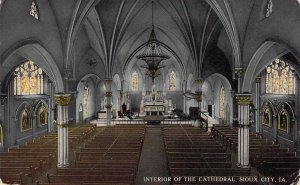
top-left (0, 123), bottom-right (299, 185)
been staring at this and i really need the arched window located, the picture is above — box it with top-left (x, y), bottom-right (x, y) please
top-left (20, 107), bottom-right (32, 132)
top-left (83, 85), bottom-right (89, 119)
top-left (0, 124), bottom-right (3, 145)
top-left (262, 106), bottom-right (271, 127)
top-left (14, 61), bottom-right (44, 95)
top-left (266, 59), bottom-right (295, 94)
top-left (132, 71), bottom-right (139, 91)
top-left (38, 103), bottom-right (48, 126)
top-left (265, 0), bottom-right (273, 18)
top-left (0, 0), bottom-right (4, 12)
top-left (219, 85), bottom-right (225, 118)
top-left (30, 1), bottom-right (39, 20)
top-left (278, 106), bottom-right (289, 132)
top-left (169, 71), bottom-right (176, 91)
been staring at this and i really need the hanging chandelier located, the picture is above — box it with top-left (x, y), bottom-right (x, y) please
top-left (136, 1), bottom-right (170, 82)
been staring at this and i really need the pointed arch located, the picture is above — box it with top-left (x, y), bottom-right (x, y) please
top-left (2, 42), bottom-right (64, 93)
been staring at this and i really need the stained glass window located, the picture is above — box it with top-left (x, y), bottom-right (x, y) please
top-left (266, 59), bottom-right (295, 94)
top-left (0, 0), bottom-right (4, 12)
top-left (249, 103), bottom-right (255, 126)
top-left (14, 61), bottom-right (44, 95)
top-left (262, 106), bottom-right (271, 127)
top-left (83, 85), bottom-right (89, 119)
top-left (20, 107), bottom-right (32, 132)
top-left (278, 106), bottom-right (289, 132)
top-left (38, 104), bottom-right (48, 126)
top-left (30, 1), bottom-right (39, 20)
top-left (132, 71), bottom-right (139, 91)
top-left (0, 124), bottom-right (2, 145)
top-left (219, 85), bottom-right (225, 118)
top-left (265, 0), bottom-right (273, 18)
top-left (169, 71), bottom-right (176, 91)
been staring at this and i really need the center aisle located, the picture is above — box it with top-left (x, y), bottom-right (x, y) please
top-left (135, 126), bottom-right (170, 185)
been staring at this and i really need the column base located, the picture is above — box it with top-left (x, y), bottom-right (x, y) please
top-left (57, 163), bottom-right (70, 168)
top-left (237, 163), bottom-right (250, 169)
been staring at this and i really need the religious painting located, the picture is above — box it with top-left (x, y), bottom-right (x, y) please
top-left (38, 104), bottom-right (48, 126)
top-left (20, 107), bottom-right (32, 132)
top-left (278, 106), bottom-right (289, 132)
top-left (262, 106), bottom-right (271, 127)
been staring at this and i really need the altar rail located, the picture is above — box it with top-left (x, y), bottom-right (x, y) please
top-left (161, 120), bottom-right (194, 125)
top-left (111, 119), bottom-right (194, 125)
top-left (112, 119), bottom-right (146, 125)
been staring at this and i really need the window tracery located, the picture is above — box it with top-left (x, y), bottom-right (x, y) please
top-left (14, 61), bottom-right (44, 95)
top-left (266, 59), bottom-right (295, 94)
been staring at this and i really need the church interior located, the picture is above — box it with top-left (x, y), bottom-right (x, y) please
top-left (0, 0), bottom-right (300, 184)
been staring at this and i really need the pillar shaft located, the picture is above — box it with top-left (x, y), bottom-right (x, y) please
top-left (295, 76), bottom-right (300, 153)
top-left (105, 79), bottom-right (113, 126)
top-left (236, 93), bottom-right (251, 168)
top-left (55, 93), bottom-right (72, 168)
top-left (194, 79), bottom-right (203, 128)
top-left (255, 77), bottom-right (262, 133)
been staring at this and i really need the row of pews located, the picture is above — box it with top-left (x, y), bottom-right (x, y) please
top-left (162, 124), bottom-right (250, 185)
top-left (39, 124), bottom-right (146, 185)
top-left (0, 124), bottom-right (96, 185)
top-left (211, 124), bottom-right (300, 181)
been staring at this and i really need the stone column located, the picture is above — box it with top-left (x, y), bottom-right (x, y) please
top-left (295, 75), bottom-right (300, 153)
top-left (54, 93), bottom-right (72, 168)
top-left (235, 93), bottom-right (251, 168)
top-left (255, 77), bottom-right (262, 133)
top-left (105, 79), bottom-right (113, 126)
top-left (194, 79), bottom-right (203, 127)
top-left (273, 114), bottom-right (278, 144)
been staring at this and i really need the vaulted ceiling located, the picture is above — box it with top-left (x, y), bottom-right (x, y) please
top-left (83, 0), bottom-right (229, 79)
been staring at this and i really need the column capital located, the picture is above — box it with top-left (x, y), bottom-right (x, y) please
top-left (105, 91), bottom-right (112, 97)
top-left (104, 78), bottom-right (113, 84)
top-left (235, 93), bottom-right (252, 105)
top-left (235, 68), bottom-right (244, 78)
top-left (54, 93), bottom-right (72, 106)
top-left (255, 77), bottom-right (262, 83)
top-left (195, 91), bottom-right (202, 102)
top-left (195, 79), bottom-right (203, 85)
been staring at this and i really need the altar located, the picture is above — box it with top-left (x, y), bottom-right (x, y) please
top-left (144, 104), bottom-right (165, 116)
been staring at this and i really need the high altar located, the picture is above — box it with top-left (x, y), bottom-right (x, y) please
top-left (140, 86), bottom-right (169, 116)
